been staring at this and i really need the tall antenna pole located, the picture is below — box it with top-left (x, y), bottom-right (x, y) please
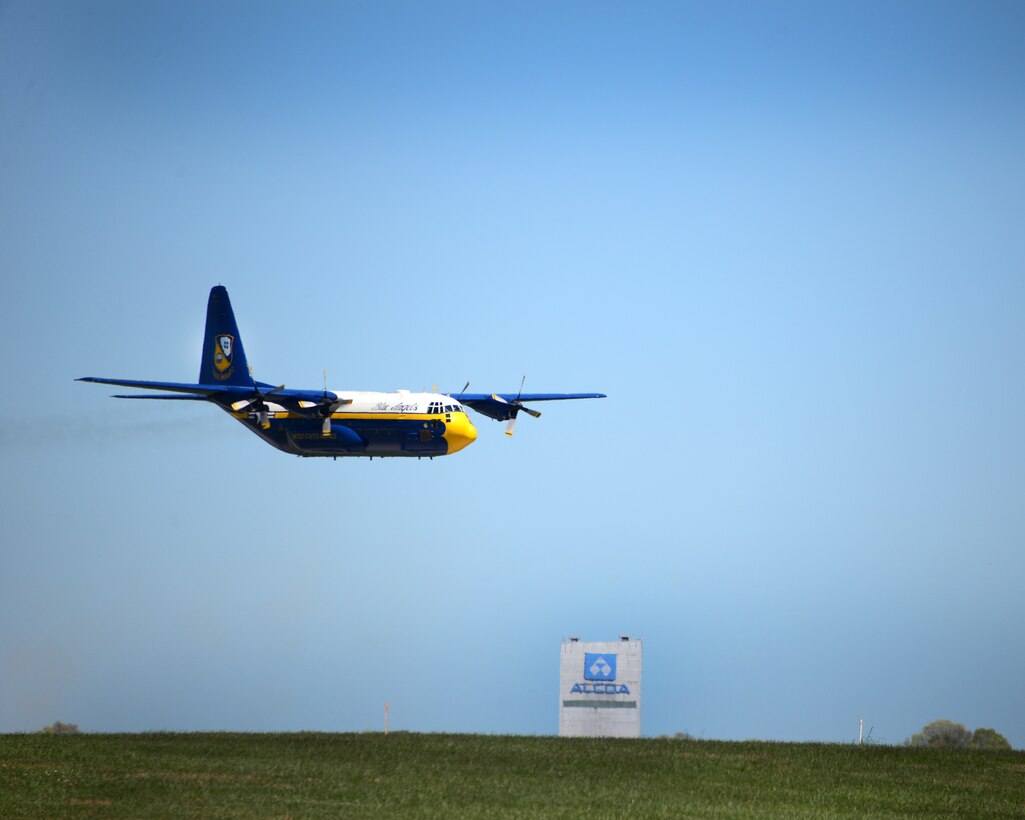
top-left (384, 702), bottom-right (389, 735)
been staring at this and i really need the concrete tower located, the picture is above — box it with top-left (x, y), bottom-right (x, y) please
top-left (559, 637), bottom-right (642, 737)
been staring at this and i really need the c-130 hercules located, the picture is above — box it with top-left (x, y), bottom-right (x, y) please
top-left (79, 286), bottom-right (605, 459)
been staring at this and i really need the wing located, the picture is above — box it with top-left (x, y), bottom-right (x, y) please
top-left (457, 392), bottom-right (606, 421)
top-left (77, 377), bottom-right (224, 396)
top-left (76, 377), bottom-right (340, 414)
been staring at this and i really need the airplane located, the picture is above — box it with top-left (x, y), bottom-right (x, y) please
top-left (78, 286), bottom-right (605, 460)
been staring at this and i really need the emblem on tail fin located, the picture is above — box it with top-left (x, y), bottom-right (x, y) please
top-left (213, 333), bottom-right (234, 379)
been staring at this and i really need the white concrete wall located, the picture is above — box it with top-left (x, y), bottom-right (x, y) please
top-left (559, 639), bottom-right (642, 738)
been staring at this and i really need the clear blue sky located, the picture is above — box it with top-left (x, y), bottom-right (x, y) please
top-left (2, 0), bottom-right (1024, 746)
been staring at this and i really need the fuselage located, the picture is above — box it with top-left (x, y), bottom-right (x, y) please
top-left (229, 390), bottom-right (478, 458)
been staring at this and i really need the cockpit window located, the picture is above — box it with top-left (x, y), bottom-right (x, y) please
top-left (427, 400), bottom-right (463, 415)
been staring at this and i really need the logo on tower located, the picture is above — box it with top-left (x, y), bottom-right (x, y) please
top-left (213, 333), bottom-right (234, 380)
top-left (584, 653), bottom-right (616, 681)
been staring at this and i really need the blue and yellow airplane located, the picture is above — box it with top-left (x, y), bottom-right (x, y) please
top-left (78, 286), bottom-right (605, 459)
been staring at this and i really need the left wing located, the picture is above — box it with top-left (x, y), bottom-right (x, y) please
top-left (457, 392), bottom-right (606, 421)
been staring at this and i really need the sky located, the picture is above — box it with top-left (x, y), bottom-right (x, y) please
top-left (2, 0), bottom-right (1024, 747)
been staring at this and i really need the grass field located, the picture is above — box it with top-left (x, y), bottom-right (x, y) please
top-left (1, 732), bottom-right (1023, 818)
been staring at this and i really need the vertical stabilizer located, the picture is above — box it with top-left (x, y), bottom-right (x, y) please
top-left (199, 286), bottom-right (255, 387)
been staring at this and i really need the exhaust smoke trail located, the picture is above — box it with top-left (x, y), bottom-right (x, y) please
top-left (0, 409), bottom-right (224, 452)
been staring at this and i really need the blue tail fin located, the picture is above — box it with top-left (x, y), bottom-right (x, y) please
top-left (199, 286), bottom-right (255, 387)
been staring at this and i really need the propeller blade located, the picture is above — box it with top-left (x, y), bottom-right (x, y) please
top-left (322, 416), bottom-right (332, 437)
top-left (231, 384), bottom-right (286, 412)
top-left (505, 417), bottom-right (517, 437)
top-left (519, 406), bottom-right (542, 419)
top-left (326, 397), bottom-right (353, 414)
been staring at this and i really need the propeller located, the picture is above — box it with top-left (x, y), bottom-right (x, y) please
top-left (283, 370), bottom-right (354, 436)
top-left (230, 384), bottom-right (286, 412)
top-left (437, 381), bottom-right (470, 400)
top-left (318, 395), bottom-right (354, 436)
top-left (502, 403), bottom-right (542, 436)
top-left (492, 378), bottom-right (542, 437)
top-left (231, 384), bottom-right (286, 430)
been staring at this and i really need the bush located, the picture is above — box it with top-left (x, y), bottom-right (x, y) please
top-left (907, 720), bottom-right (1013, 750)
top-left (971, 728), bottom-right (1012, 751)
top-left (39, 721), bottom-right (80, 735)
top-left (908, 720), bottom-right (973, 749)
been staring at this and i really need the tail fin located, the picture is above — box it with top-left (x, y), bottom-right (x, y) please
top-left (199, 286), bottom-right (255, 387)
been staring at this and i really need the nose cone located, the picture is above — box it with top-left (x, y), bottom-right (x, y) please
top-left (444, 412), bottom-right (478, 455)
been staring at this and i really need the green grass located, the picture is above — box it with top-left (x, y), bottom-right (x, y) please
top-left (1, 732), bottom-right (1023, 818)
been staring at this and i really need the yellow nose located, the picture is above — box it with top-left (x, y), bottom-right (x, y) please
top-left (444, 412), bottom-right (478, 454)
